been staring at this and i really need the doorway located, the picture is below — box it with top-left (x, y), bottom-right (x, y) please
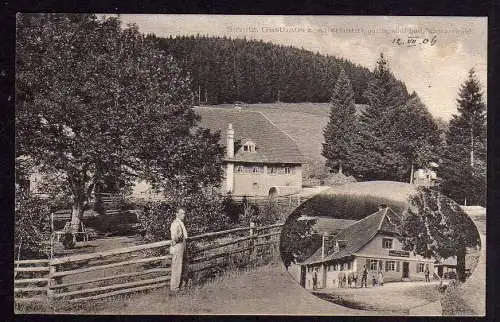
top-left (402, 262), bottom-right (409, 279)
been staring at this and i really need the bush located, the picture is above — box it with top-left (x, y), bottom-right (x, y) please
top-left (15, 192), bottom-right (52, 259)
top-left (137, 189), bottom-right (232, 242)
top-left (222, 193), bottom-right (241, 224)
top-left (238, 196), bottom-right (282, 226)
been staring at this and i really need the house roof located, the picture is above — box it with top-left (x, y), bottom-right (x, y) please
top-left (194, 107), bottom-right (305, 164)
top-left (301, 207), bottom-right (402, 265)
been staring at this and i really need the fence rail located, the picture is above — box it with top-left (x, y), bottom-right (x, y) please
top-left (15, 221), bottom-right (284, 305)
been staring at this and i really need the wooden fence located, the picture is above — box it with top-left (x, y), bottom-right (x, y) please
top-left (14, 221), bottom-right (284, 305)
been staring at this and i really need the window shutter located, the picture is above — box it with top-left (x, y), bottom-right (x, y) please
top-left (385, 261), bottom-right (389, 272)
top-left (396, 261), bottom-right (400, 272)
top-left (366, 258), bottom-right (370, 269)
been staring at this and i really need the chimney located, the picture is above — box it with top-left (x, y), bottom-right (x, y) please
top-left (227, 123), bottom-right (234, 159)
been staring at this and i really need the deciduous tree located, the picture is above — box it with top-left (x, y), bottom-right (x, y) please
top-left (16, 14), bottom-right (224, 243)
top-left (400, 187), bottom-right (480, 282)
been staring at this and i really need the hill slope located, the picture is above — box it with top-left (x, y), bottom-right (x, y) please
top-left (154, 35), bottom-right (408, 105)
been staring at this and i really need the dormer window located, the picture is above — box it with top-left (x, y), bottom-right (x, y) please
top-left (337, 240), bottom-right (347, 250)
top-left (241, 139), bottom-right (256, 153)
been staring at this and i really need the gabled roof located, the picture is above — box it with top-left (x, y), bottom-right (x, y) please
top-left (194, 107), bottom-right (305, 164)
top-left (301, 207), bottom-right (402, 265)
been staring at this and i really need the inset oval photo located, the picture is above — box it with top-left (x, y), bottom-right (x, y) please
top-left (280, 181), bottom-right (483, 313)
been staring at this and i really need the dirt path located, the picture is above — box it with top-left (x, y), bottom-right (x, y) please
top-left (112, 263), bottom-right (381, 315)
top-left (314, 281), bottom-right (441, 315)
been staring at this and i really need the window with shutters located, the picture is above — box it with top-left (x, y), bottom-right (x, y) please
top-left (369, 259), bottom-right (378, 271)
top-left (417, 263), bottom-right (425, 273)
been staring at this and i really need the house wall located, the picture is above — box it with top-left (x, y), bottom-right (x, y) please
top-left (227, 163), bottom-right (302, 196)
top-left (355, 233), bottom-right (435, 283)
top-left (304, 258), bottom-right (357, 290)
top-left (303, 233), bottom-right (437, 289)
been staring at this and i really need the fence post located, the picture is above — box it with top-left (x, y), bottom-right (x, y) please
top-left (47, 263), bottom-right (56, 302)
top-left (249, 222), bottom-right (256, 265)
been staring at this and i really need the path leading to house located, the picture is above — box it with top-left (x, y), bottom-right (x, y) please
top-left (314, 281), bottom-right (442, 315)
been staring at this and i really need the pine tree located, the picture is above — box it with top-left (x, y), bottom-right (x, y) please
top-left (355, 53), bottom-right (409, 180)
top-left (322, 68), bottom-right (357, 175)
top-left (441, 69), bottom-right (486, 206)
top-left (386, 92), bottom-right (442, 176)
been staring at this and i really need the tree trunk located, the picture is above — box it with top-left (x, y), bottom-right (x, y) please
top-left (470, 126), bottom-right (474, 167)
top-left (70, 197), bottom-right (85, 244)
top-left (456, 245), bottom-right (467, 283)
top-left (68, 173), bottom-right (95, 245)
top-left (338, 162), bottom-right (343, 175)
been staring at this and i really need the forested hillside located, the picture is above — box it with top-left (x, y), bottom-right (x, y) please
top-left (149, 35), bottom-right (408, 105)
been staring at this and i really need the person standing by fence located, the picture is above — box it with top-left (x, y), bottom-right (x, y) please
top-left (170, 208), bottom-right (188, 292)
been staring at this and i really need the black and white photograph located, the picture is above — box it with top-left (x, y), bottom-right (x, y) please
top-left (14, 14), bottom-right (486, 316)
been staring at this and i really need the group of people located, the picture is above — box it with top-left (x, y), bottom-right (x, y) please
top-left (360, 265), bottom-right (384, 288)
top-left (311, 265), bottom-right (385, 289)
top-left (337, 271), bottom-right (358, 288)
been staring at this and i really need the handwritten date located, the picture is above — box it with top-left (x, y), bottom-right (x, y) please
top-left (392, 35), bottom-right (437, 47)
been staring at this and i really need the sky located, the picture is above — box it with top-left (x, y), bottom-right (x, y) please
top-left (116, 15), bottom-right (487, 121)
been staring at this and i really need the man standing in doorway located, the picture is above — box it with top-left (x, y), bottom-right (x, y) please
top-left (361, 265), bottom-right (368, 288)
top-left (170, 208), bottom-right (188, 292)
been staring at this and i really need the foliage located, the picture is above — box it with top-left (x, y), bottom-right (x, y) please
top-left (440, 69), bottom-right (486, 206)
top-left (304, 159), bottom-right (330, 183)
top-left (222, 193), bottom-right (241, 224)
top-left (256, 197), bottom-right (283, 226)
top-left (137, 189), bottom-right (231, 242)
top-left (399, 187), bottom-right (480, 282)
top-left (280, 214), bottom-right (321, 268)
top-left (322, 68), bottom-right (358, 175)
top-left (16, 14), bottom-right (224, 238)
top-left (15, 191), bottom-right (52, 259)
top-left (350, 53), bottom-right (442, 181)
top-left (151, 35), bottom-right (410, 105)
